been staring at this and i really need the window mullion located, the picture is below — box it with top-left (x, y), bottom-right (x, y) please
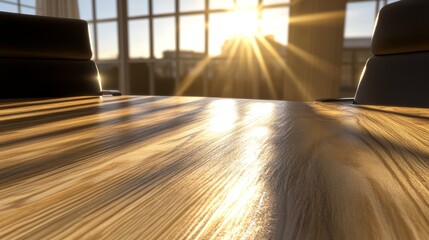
top-left (204, 0), bottom-right (209, 96)
top-left (148, 0), bottom-right (155, 94)
top-left (175, 0), bottom-right (180, 93)
top-left (92, 0), bottom-right (98, 61)
top-left (118, 0), bottom-right (129, 94)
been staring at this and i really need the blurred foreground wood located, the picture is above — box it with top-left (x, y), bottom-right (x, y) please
top-left (0, 96), bottom-right (428, 239)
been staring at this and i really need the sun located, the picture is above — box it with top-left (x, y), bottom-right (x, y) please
top-left (232, 8), bottom-right (260, 37)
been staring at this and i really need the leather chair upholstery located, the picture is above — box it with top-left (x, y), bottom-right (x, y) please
top-left (0, 12), bottom-right (102, 98)
top-left (354, 0), bottom-right (429, 107)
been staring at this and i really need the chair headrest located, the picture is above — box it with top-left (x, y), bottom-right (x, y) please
top-left (0, 12), bottom-right (92, 60)
top-left (372, 0), bottom-right (429, 55)
top-left (0, 12), bottom-right (101, 98)
top-left (354, 0), bottom-right (429, 107)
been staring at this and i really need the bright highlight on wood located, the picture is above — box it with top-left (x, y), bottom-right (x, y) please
top-left (0, 96), bottom-right (428, 239)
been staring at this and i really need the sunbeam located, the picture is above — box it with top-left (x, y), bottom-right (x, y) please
top-left (175, 57), bottom-right (211, 96)
top-left (244, 38), bottom-right (259, 98)
top-left (289, 10), bottom-right (345, 25)
top-left (215, 37), bottom-right (242, 97)
top-left (287, 43), bottom-right (338, 77)
top-left (248, 37), bottom-right (279, 99)
top-left (255, 36), bottom-right (312, 100)
top-left (231, 8), bottom-right (259, 37)
top-left (175, 1), bottom-right (294, 99)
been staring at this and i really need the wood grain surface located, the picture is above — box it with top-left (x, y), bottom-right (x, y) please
top-left (0, 96), bottom-right (428, 239)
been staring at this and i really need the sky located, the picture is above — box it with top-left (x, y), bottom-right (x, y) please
top-left (0, 0), bottom-right (399, 60)
top-left (0, 0), bottom-right (35, 14)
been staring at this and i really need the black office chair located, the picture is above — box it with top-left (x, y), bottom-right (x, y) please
top-left (353, 0), bottom-right (429, 108)
top-left (0, 12), bottom-right (119, 98)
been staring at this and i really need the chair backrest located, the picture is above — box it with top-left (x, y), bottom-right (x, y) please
top-left (0, 12), bottom-right (101, 98)
top-left (353, 0), bottom-right (429, 108)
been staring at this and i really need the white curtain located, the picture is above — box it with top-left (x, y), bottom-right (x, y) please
top-left (36, 0), bottom-right (80, 19)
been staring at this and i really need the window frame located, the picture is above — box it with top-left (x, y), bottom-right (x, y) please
top-left (85, 0), bottom-right (291, 95)
top-left (0, 0), bottom-right (36, 14)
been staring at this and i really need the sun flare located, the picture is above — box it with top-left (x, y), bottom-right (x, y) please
top-left (232, 8), bottom-right (260, 37)
top-left (177, 3), bottom-right (294, 100)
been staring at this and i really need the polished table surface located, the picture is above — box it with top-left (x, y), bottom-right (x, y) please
top-left (0, 96), bottom-right (428, 239)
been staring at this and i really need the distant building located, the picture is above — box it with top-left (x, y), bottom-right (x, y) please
top-left (127, 50), bottom-right (206, 96)
top-left (163, 51), bottom-right (205, 59)
top-left (208, 35), bottom-right (287, 99)
top-left (125, 37), bottom-right (372, 98)
top-left (160, 50), bottom-right (205, 79)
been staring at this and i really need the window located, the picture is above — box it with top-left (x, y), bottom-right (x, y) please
top-left (96, 0), bottom-right (117, 19)
top-left (0, 0), bottom-right (36, 14)
top-left (119, 0), bottom-right (291, 98)
top-left (72, 0), bottom-right (394, 99)
top-left (78, 0), bottom-right (92, 20)
top-left (97, 22), bottom-right (119, 60)
top-left (344, 1), bottom-right (377, 38)
top-left (128, 19), bottom-right (150, 59)
top-left (128, 0), bottom-right (148, 17)
top-left (340, 0), bottom-right (398, 97)
top-left (264, 0), bottom-right (289, 5)
top-left (180, 15), bottom-right (205, 53)
top-left (0, 0), bottom-right (402, 99)
top-left (153, 17), bottom-right (175, 59)
top-left (78, 0), bottom-right (120, 90)
top-left (153, 0), bottom-right (175, 15)
top-left (210, 0), bottom-right (233, 10)
top-left (261, 7), bottom-right (289, 45)
top-left (209, 12), bottom-right (235, 57)
top-left (180, 0), bottom-right (204, 12)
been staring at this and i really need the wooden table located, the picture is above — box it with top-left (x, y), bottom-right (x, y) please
top-left (0, 96), bottom-right (428, 239)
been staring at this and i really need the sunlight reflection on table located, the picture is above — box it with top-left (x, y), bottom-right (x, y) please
top-left (196, 100), bottom-right (277, 238)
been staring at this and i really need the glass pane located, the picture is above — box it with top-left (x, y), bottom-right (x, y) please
top-left (356, 50), bottom-right (372, 63)
top-left (78, 0), bottom-right (93, 21)
top-left (236, 0), bottom-right (258, 8)
top-left (209, 0), bottom-right (233, 10)
top-left (97, 21), bottom-right (119, 60)
top-left (180, 15), bottom-right (205, 54)
top-left (340, 65), bottom-right (353, 86)
top-left (377, 0), bottom-right (383, 11)
top-left (98, 63), bottom-right (119, 90)
top-left (344, 1), bottom-right (377, 38)
top-left (263, 0), bottom-right (289, 5)
top-left (180, 0), bottom-right (204, 12)
top-left (129, 62), bottom-right (151, 95)
top-left (153, 62), bottom-right (176, 95)
top-left (261, 7), bottom-right (289, 45)
top-left (129, 19), bottom-right (150, 59)
top-left (354, 66), bottom-right (363, 84)
top-left (180, 60), bottom-right (205, 96)
top-left (153, 0), bottom-right (175, 15)
top-left (231, 8), bottom-right (259, 36)
top-left (88, 23), bottom-right (95, 59)
top-left (21, 0), bottom-right (35, 7)
top-left (342, 50), bottom-right (352, 64)
top-left (128, 0), bottom-right (148, 17)
top-left (0, 3), bottom-right (18, 13)
top-left (209, 12), bottom-right (234, 56)
top-left (387, 0), bottom-right (399, 4)
top-left (154, 17), bottom-right (175, 59)
top-left (20, 6), bottom-right (35, 15)
top-left (96, 0), bottom-right (117, 19)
